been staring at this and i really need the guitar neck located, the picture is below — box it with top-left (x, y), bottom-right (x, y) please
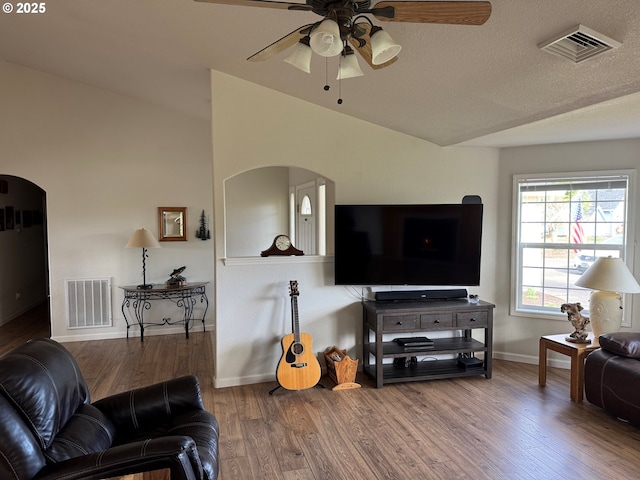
top-left (291, 295), bottom-right (300, 343)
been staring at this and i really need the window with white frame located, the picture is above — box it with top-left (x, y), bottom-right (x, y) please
top-left (512, 171), bottom-right (635, 321)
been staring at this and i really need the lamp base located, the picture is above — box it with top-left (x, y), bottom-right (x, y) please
top-left (137, 284), bottom-right (154, 290)
top-left (589, 290), bottom-right (622, 339)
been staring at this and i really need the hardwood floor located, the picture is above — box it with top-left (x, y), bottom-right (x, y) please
top-left (0, 301), bottom-right (50, 352)
top-left (2, 308), bottom-right (640, 479)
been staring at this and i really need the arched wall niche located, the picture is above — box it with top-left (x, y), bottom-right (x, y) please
top-left (224, 166), bottom-right (335, 258)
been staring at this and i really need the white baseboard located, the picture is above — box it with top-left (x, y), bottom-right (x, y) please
top-left (214, 354), bottom-right (572, 389)
top-left (53, 322), bottom-right (214, 343)
top-left (214, 372), bottom-right (276, 388)
top-left (493, 350), bottom-right (571, 370)
top-left (208, 351), bottom-right (573, 389)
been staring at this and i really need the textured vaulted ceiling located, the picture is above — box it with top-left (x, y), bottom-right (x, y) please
top-left (1, 0), bottom-right (640, 147)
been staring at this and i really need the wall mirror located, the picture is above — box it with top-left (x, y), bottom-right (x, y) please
top-left (158, 207), bottom-right (187, 242)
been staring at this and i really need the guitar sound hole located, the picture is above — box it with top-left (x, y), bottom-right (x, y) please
top-left (291, 342), bottom-right (305, 355)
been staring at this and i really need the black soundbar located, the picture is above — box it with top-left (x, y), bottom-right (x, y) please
top-left (375, 289), bottom-right (468, 302)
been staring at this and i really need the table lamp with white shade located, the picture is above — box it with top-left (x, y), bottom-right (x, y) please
top-left (575, 256), bottom-right (640, 338)
top-left (125, 228), bottom-right (160, 289)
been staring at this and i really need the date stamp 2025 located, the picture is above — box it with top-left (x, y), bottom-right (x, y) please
top-left (3, 2), bottom-right (47, 14)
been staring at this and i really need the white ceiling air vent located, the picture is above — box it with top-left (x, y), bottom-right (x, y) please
top-left (538, 25), bottom-right (621, 63)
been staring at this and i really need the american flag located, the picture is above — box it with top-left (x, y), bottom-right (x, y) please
top-left (571, 202), bottom-right (585, 252)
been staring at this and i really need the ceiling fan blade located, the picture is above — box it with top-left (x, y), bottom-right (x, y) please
top-left (349, 23), bottom-right (398, 70)
top-left (368, 1), bottom-right (491, 25)
top-left (194, 0), bottom-right (311, 12)
top-left (248, 24), bottom-right (314, 62)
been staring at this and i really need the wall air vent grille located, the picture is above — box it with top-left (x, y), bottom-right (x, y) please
top-left (538, 25), bottom-right (621, 63)
top-left (65, 278), bottom-right (112, 328)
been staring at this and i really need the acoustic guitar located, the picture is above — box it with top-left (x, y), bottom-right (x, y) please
top-left (276, 280), bottom-right (321, 390)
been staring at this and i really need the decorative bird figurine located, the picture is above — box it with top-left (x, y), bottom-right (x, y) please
top-left (169, 266), bottom-right (186, 281)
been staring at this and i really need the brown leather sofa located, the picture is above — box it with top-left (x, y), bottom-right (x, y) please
top-left (0, 338), bottom-right (219, 479)
top-left (585, 332), bottom-right (640, 426)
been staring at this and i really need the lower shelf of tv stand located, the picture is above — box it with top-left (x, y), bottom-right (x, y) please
top-left (363, 359), bottom-right (488, 385)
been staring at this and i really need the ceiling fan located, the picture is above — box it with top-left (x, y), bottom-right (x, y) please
top-left (194, 0), bottom-right (491, 80)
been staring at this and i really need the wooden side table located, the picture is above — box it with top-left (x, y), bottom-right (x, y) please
top-left (538, 333), bottom-right (600, 402)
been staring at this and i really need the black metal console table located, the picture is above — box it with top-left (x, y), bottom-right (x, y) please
top-left (120, 282), bottom-right (209, 341)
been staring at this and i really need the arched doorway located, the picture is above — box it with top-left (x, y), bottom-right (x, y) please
top-left (0, 175), bottom-right (50, 351)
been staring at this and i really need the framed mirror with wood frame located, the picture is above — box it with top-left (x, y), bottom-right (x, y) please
top-left (158, 207), bottom-right (187, 242)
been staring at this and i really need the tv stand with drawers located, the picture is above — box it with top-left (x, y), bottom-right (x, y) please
top-left (362, 299), bottom-right (495, 388)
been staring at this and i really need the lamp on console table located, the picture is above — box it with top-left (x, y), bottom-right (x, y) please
top-left (575, 256), bottom-right (640, 339)
top-left (125, 228), bottom-right (160, 290)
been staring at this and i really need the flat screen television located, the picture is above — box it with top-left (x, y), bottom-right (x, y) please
top-left (334, 204), bottom-right (483, 286)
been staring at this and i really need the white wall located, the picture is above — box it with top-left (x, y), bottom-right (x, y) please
top-left (210, 70), bottom-right (501, 387)
top-left (0, 62), bottom-right (214, 341)
top-left (495, 139), bottom-right (640, 364)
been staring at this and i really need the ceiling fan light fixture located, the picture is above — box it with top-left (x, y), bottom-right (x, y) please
top-left (310, 18), bottom-right (343, 57)
top-left (337, 47), bottom-right (363, 80)
top-left (369, 26), bottom-right (401, 65)
top-left (284, 36), bottom-right (312, 73)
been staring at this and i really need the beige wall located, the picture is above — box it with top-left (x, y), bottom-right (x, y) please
top-left (0, 62), bottom-right (214, 340)
top-left (495, 139), bottom-right (640, 365)
top-left (211, 71), bottom-right (500, 386)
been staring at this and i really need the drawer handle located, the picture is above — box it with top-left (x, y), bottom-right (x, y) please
top-left (470, 317), bottom-right (476, 322)
top-left (396, 321), bottom-right (403, 325)
top-left (434, 319), bottom-right (440, 324)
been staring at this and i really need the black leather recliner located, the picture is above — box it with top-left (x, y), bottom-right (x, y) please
top-left (0, 338), bottom-right (219, 479)
top-left (585, 331), bottom-right (640, 426)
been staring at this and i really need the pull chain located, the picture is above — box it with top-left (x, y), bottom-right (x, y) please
top-left (323, 57), bottom-right (330, 91)
top-left (321, 56), bottom-right (343, 104)
top-left (337, 54), bottom-right (343, 104)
